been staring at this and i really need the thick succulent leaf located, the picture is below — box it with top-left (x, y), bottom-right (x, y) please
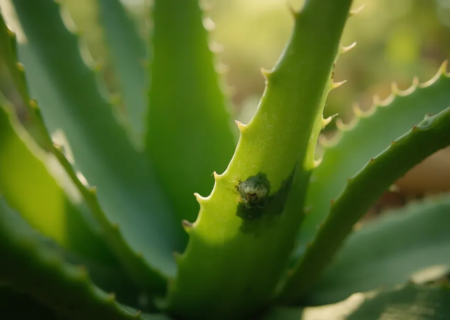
top-left (1, 0), bottom-right (181, 286)
top-left (0, 199), bottom-right (166, 320)
top-left (167, 1), bottom-right (352, 319)
top-left (146, 0), bottom-right (236, 226)
top-left (0, 6), bottom-right (168, 295)
top-left (0, 9), bottom-right (51, 148)
top-left (296, 64), bottom-right (450, 256)
top-left (0, 95), bottom-right (113, 264)
top-left (279, 106), bottom-right (450, 304)
top-left (307, 194), bottom-right (450, 305)
top-left (97, 0), bottom-right (146, 145)
top-left (265, 283), bottom-right (450, 320)
top-left (0, 99), bottom-right (148, 307)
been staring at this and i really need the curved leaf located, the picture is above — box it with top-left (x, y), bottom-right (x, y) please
top-left (1, 0), bottom-right (181, 287)
top-left (0, 8), bottom-right (51, 148)
top-left (97, 0), bottom-right (146, 145)
top-left (146, 0), bottom-right (236, 226)
top-left (0, 96), bottom-right (113, 264)
top-left (296, 64), bottom-right (450, 256)
top-left (0, 198), bottom-right (162, 320)
top-left (167, 1), bottom-right (352, 318)
top-left (307, 194), bottom-right (450, 305)
top-left (280, 106), bottom-right (450, 304)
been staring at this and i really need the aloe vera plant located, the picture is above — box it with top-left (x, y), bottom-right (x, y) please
top-left (1, 0), bottom-right (450, 319)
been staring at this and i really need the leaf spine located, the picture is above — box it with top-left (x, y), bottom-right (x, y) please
top-left (182, 219), bottom-right (194, 233)
top-left (319, 131), bottom-right (342, 148)
top-left (340, 42), bottom-right (357, 54)
top-left (313, 157), bottom-right (322, 168)
top-left (107, 292), bottom-right (116, 303)
top-left (331, 79), bottom-right (347, 90)
top-left (76, 265), bottom-right (88, 280)
top-left (322, 113), bottom-right (337, 128)
top-left (194, 192), bottom-right (208, 204)
top-left (287, 2), bottom-right (299, 19)
top-left (88, 186), bottom-right (97, 195)
top-left (336, 116), bottom-right (358, 131)
top-left (209, 41), bottom-right (224, 53)
top-left (202, 17), bottom-right (215, 31)
top-left (349, 4), bottom-right (365, 17)
top-left (395, 77), bottom-right (419, 96)
top-left (419, 61), bottom-right (448, 88)
top-left (215, 62), bottom-right (228, 74)
top-left (28, 99), bottom-right (38, 110)
top-left (235, 120), bottom-right (247, 132)
top-left (260, 67), bottom-right (272, 81)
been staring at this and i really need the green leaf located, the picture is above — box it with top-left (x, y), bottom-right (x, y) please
top-left (0, 4), bottom-right (169, 294)
top-left (0, 95), bottom-right (113, 264)
top-left (0, 100), bottom-right (145, 305)
top-left (97, 0), bottom-right (146, 145)
top-left (306, 194), bottom-right (450, 305)
top-left (167, 1), bottom-right (352, 318)
top-left (0, 7), bottom-right (51, 148)
top-left (279, 106), bottom-right (450, 304)
top-left (2, 0), bottom-right (181, 286)
top-left (146, 0), bottom-right (236, 226)
top-left (265, 283), bottom-right (450, 320)
top-left (296, 64), bottom-right (450, 257)
top-left (0, 199), bottom-right (164, 320)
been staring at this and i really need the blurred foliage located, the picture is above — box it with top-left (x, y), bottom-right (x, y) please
top-left (2, 0), bottom-right (450, 128)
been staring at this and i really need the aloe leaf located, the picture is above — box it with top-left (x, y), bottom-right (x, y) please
top-left (0, 199), bottom-right (165, 320)
top-left (265, 283), bottom-right (450, 320)
top-left (0, 9), bottom-right (51, 148)
top-left (1, 0), bottom-right (181, 285)
top-left (0, 4), bottom-right (168, 294)
top-left (296, 64), bottom-right (450, 256)
top-left (0, 99), bottom-right (153, 303)
top-left (167, 1), bottom-right (352, 318)
top-left (146, 0), bottom-right (236, 225)
top-left (306, 194), bottom-right (450, 305)
top-left (97, 0), bottom-right (146, 144)
top-left (280, 106), bottom-right (450, 304)
top-left (0, 95), bottom-right (113, 264)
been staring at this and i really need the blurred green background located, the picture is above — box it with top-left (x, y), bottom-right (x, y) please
top-left (57, 0), bottom-right (450, 122)
top-left (3, 0), bottom-right (450, 122)
top-left (1, 0), bottom-right (449, 196)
